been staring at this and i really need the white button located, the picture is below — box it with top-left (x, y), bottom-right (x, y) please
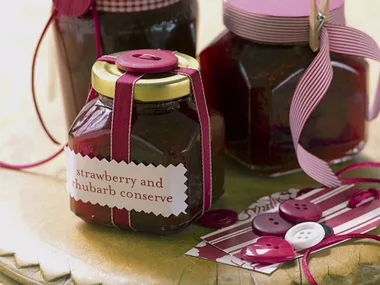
top-left (285, 222), bottom-right (325, 250)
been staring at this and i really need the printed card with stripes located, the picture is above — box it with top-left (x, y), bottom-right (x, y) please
top-left (186, 188), bottom-right (300, 274)
top-left (187, 185), bottom-right (380, 274)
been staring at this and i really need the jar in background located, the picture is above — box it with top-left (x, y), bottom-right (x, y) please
top-left (68, 51), bottom-right (225, 234)
top-left (53, 0), bottom-right (198, 128)
top-left (200, 0), bottom-right (367, 176)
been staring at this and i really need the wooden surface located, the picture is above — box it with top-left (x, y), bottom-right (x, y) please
top-left (1, 0), bottom-right (380, 284)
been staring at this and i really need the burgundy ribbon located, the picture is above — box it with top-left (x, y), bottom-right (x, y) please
top-left (298, 163), bottom-right (380, 284)
top-left (31, 1), bottom-right (103, 145)
top-left (296, 162), bottom-right (380, 284)
top-left (297, 160), bottom-right (380, 206)
top-left (302, 233), bottom-right (380, 285)
top-left (90, 55), bottom-right (212, 229)
top-left (0, 1), bottom-right (103, 170)
top-left (33, 0), bottom-right (181, 145)
top-left (176, 67), bottom-right (213, 212)
top-left (110, 70), bottom-right (142, 230)
top-left (348, 188), bottom-right (379, 208)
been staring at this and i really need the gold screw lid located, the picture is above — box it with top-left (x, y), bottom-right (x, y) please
top-left (91, 51), bottom-right (200, 102)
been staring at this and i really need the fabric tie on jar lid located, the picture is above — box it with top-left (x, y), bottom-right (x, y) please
top-left (87, 49), bottom-right (212, 230)
top-left (224, 0), bottom-right (380, 188)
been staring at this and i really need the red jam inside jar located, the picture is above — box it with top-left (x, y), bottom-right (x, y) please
top-left (52, 0), bottom-right (198, 128)
top-left (200, 0), bottom-right (367, 175)
top-left (68, 52), bottom-right (225, 234)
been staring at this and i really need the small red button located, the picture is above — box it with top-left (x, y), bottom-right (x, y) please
top-left (53, 0), bottom-right (93, 17)
top-left (240, 236), bottom-right (295, 264)
top-left (116, 50), bottom-right (178, 73)
top-left (279, 200), bottom-right (322, 223)
top-left (199, 210), bottom-right (238, 228)
top-left (252, 213), bottom-right (294, 237)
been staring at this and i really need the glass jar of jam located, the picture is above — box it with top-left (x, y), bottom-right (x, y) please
top-left (200, 0), bottom-right (367, 176)
top-left (52, 0), bottom-right (198, 128)
top-left (68, 51), bottom-right (225, 234)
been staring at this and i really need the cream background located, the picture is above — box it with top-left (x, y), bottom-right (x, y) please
top-left (0, 0), bottom-right (380, 284)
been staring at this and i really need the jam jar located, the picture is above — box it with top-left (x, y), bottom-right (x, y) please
top-left (200, 0), bottom-right (367, 176)
top-left (52, 0), bottom-right (198, 128)
top-left (68, 51), bottom-right (225, 234)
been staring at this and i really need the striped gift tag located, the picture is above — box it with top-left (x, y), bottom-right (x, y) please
top-left (186, 188), bottom-right (300, 274)
top-left (200, 185), bottom-right (380, 273)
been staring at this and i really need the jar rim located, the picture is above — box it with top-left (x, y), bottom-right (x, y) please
top-left (92, 52), bottom-right (200, 102)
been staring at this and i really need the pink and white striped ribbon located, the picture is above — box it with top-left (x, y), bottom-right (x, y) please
top-left (291, 24), bottom-right (380, 187)
top-left (224, 2), bottom-right (380, 187)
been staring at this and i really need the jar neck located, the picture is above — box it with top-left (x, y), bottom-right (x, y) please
top-left (81, 0), bottom-right (197, 24)
top-left (99, 94), bottom-right (191, 114)
top-left (230, 31), bottom-right (307, 47)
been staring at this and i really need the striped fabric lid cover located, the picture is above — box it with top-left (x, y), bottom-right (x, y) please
top-left (96, 0), bottom-right (181, 12)
top-left (224, 0), bottom-right (344, 17)
top-left (223, 0), bottom-right (345, 43)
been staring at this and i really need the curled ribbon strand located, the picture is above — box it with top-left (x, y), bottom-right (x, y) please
top-left (348, 188), bottom-right (379, 208)
top-left (31, 9), bottom-right (60, 145)
top-left (302, 234), bottom-right (380, 285)
top-left (0, 1), bottom-right (103, 170)
top-left (290, 23), bottom-right (380, 188)
top-left (31, 1), bottom-right (103, 145)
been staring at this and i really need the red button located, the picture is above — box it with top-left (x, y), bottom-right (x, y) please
top-left (116, 50), bottom-right (178, 73)
top-left (199, 210), bottom-right (238, 228)
top-left (279, 200), bottom-right (322, 223)
top-left (240, 236), bottom-right (295, 264)
top-left (251, 213), bottom-right (294, 237)
top-left (53, 0), bottom-right (93, 17)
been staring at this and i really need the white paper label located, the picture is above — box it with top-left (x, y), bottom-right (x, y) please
top-left (65, 147), bottom-right (188, 217)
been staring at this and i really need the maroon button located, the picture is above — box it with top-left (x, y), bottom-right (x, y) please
top-left (240, 236), bottom-right (295, 264)
top-left (279, 200), bottom-right (322, 223)
top-left (116, 50), bottom-right (178, 73)
top-left (53, 0), bottom-right (93, 17)
top-left (251, 213), bottom-right (294, 237)
top-left (199, 210), bottom-right (238, 228)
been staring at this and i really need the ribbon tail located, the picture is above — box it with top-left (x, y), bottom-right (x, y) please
top-left (32, 9), bottom-right (60, 145)
top-left (326, 24), bottom-right (380, 121)
top-left (176, 67), bottom-right (213, 213)
top-left (0, 9), bottom-right (65, 170)
top-left (302, 233), bottom-right (380, 285)
top-left (290, 28), bottom-right (341, 187)
top-left (0, 146), bottom-right (64, 170)
top-left (336, 161), bottom-right (380, 177)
